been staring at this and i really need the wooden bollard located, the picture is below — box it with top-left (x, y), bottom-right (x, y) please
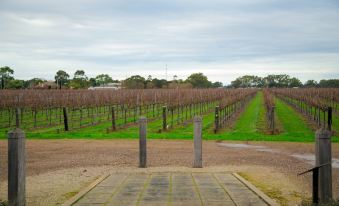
top-left (193, 116), bottom-right (202, 168)
top-left (315, 129), bottom-right (332, 202)
top-left (162, 106), bottom-right (167, 131)
top-left (8, 128), bottom-right (26, 206)
top-left (139, 117), bottom-right (147, 168)
top-left (63, 107), bottom-right (69, 131)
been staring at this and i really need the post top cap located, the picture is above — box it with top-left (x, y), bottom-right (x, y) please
top-left (315, 128), bottom-right (332, 138)
top-left (8, 128), bottom-right (25, 138)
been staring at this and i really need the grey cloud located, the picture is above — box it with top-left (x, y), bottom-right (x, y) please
top-left (0, 0), bottom-right (338, 83)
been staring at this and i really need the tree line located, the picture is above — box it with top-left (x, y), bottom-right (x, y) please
top-left (229, 74), bottom-right (339, 88)
top-left (0, 66), bottom-right (338, 89)
top-left (0, 66), bottom-right (223, 89)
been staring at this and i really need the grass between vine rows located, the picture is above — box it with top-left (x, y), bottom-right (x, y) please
top-left (0, 92), bottom-right (338, 142)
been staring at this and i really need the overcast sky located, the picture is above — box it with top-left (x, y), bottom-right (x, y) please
top-left (1, 0), bottom-right (339, 84)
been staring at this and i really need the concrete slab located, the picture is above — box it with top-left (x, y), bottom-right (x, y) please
top-left (72, 172), bottom-right (276, 206)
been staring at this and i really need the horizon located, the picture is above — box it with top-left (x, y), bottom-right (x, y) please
top-left (3, 69), bottom-right (339, 86)
top-left (1, 0), bottom-right (339, 84)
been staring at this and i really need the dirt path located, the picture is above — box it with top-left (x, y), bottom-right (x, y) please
top-left (0, 140), bottom-right (338, 205)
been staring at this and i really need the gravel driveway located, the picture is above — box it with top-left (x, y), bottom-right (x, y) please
top-left (0, 139), bottom-right (338, 205)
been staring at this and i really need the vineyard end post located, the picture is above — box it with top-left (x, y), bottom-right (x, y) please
top-left (315, 129), bottom-right (332, 202)
top-left (139, 117), bottom-right (147, 168)
top-left (8, 128), bottom-right (26, 206)
top-left (111, 106), bottom-right (116, 131)
top-left (193, 116), bottom-right (202, 168)
top-left (162, 106), bottom-right (167, 131)
top-left (15, 108), bottom-right (21, 128)
top-left (62, 107), bottom-right (69, 131)
top-left (327, 107), bottom-right (332, 131)
top-left (214, 106), bottom-right (219, 133)
top-left (272, 106), bottom-right (275, 134)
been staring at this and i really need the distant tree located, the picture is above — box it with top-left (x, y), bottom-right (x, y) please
top-left (151, 78), bottom-right (167, 88)
top-left (55, 70), bottom-right (70, 89)
top-left (230, 78), bottom-right (242, 88)
top-left (0, 66), bottom-right (14, 89)
top-left (70, 70), bottom-right (89, 89)
top-left (124, 75), bottom-right (146, 89)
top-left (24, 78), bottom-right (45, 88)
top-left (262, 74), bottom-right (301, 88)
top-left (179, 82), bottom-right (193, 88)
top-left (7, 79), bottom-right (25, 89)
top-left (263, 74), bottom-right (289, 88)
top-left (95, 74), bottom-right (113, 86)
top-left (288, 77), bottom-right (302, 88)
top-left (212, 81), bottom-right (223, 88)
top-left (186, 73), bottom-right (211, 88)
top-left (168, 81), bottom-right (192, 89)
top-left (74, 70), bottom-right (87, 80)
top-left (89, 78), bottom-right (97, 87)
top-left (230, 75), bottom-right (263, 88)
top-left (146, 81), bottom-right (155, 89)
top-left (304, 80), bottom-right (318, 87)
top-left (230, 74), bottom-right (302, 88)
top-left (145, 75), bottom-right (153, 88)
top-left (318, 79), bottom-right (339, 88)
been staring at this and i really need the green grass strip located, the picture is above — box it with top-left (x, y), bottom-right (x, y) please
top-left (233, 91), bottom-right (262, 133)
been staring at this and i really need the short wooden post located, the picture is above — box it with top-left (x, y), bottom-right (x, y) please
top-left (8, 128), bottom-right (26, 206)
top-left (214, 106), bottom-right (219, 133)
top-left (193, 116), bottom-right (202, 168)
top-left (63, 107), bottom-right (69, 131)
top-left (162, 106), bottom-right (167, 131)
top-left (111, 106), bottom-right (116, 131)
top-left (315, 129), bottom-right (332, 202)
top-left (139, 117), bottom-right (147, 168)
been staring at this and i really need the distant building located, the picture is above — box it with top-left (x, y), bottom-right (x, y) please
top-left (35, 81), bottom-right (58, 89)
top-left (88, 82), bottom-right (122, 90)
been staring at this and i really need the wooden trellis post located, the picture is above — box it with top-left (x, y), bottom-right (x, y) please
top-left (63, 107), bottom-right (69, 131)
top-left (214, 106), bottom-right (219, 133)
top-left (111, 106), bottom-right (116, 131)
top-left (162, 106), bottom-right (167, 131)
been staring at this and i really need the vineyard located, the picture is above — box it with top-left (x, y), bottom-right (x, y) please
top-left (0, 88), bottom-right (338, 142)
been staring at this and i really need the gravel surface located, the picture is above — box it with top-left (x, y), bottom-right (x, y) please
top-left (0, 139), bottom-right (338, 205)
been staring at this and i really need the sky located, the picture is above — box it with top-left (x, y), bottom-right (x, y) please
top-left (0, 0), bottom-right (339, 85)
